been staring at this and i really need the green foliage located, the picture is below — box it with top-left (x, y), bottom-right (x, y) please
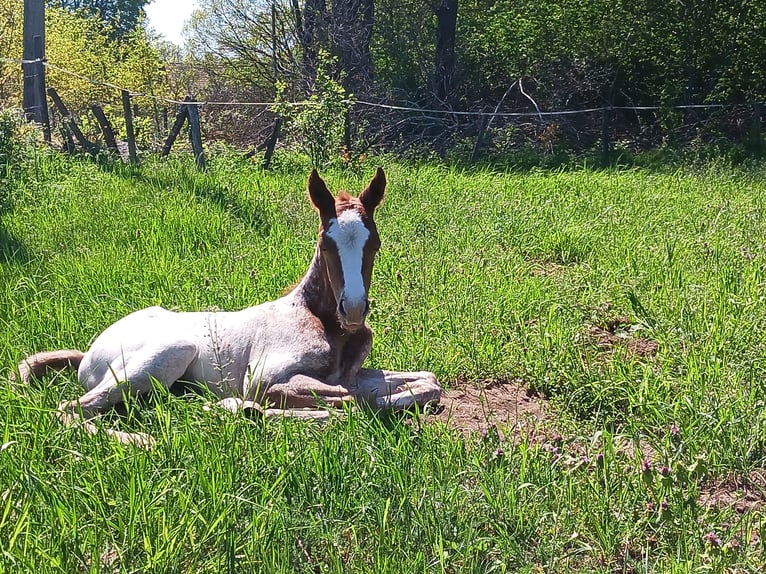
top-left (0, 0), bottom-right (22, 104)
top-left (372, 0), bottom-right (766, 106)
top-left (48, 0), bottom-right (150, 39)
top-left (0, 2), bottom-right (166, 149)
top-left (44, 9), bottom-right (167, 134)
top-left (0, 108), bottom-right (20, 171)
top-left (0, 108), bottom-right (42, 190)
top-left (273, 55), bottom-right (353, 168)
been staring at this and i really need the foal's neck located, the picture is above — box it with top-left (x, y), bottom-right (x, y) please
top-left (292, 246), bottom-right (339, 329)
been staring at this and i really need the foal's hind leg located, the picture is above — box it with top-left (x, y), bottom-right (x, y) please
top-left (355, 369), bottom-right (441, 411)
top-left (214, 397), bottom-right (334, 422)
top-left (59, 343), bottom-right (198, 419)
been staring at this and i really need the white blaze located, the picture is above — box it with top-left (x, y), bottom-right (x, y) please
top-left (326, 209), bottom-right (370, 303)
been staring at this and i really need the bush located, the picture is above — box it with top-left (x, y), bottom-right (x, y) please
top-left (0, 108), bottom-right (44, 207)
top-left (273, 53), bottom-right (352, 168)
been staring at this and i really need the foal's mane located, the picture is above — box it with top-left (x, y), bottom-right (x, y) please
top-left (334, 191), bottom-right (361, 213)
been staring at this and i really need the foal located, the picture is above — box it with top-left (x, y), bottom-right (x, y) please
top-left (15, 168), bottom-right (441, 445)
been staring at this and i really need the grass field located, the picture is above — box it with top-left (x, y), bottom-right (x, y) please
top-left (1, 150), bottom-right (765, 572)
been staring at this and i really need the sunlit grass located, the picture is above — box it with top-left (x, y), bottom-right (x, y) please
top-left (1, 153), bottom-right (765, 571)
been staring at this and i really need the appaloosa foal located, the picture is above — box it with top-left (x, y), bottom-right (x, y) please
top-left (15, 168), bottom-right (441, 446)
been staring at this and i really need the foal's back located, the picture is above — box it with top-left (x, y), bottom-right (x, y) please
top-left (77, 297), bottom-right (334, 397)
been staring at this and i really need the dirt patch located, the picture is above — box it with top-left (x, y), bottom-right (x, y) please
top-left (528, 258), bottom-right (573, 277)
top-left (700, 469), bottom-right (766, 513)
top-left (431, 379), bottom-right (548, 436)
top-left (586, 315), bottom-right (658, 359)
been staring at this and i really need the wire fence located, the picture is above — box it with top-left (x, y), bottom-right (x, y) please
top-left (3, 55), bottom-right (764, 165)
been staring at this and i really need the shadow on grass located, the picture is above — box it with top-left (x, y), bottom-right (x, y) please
top-left (101, 158), bottom-right (274, 238)
top-left (0, 226), bottom-right (28, 263)
top-left (0, 183), bottom-right (29, 263)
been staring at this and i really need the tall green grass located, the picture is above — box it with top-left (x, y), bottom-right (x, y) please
top-left (1, 152), bottom-right (765, 571)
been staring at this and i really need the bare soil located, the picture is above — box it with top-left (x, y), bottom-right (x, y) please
top-left (586, 315), bottom-right (659, 359)
top-left (431, 378), bottom-right (548, 436)
top-left (701, 469), bottom-right (766, 513)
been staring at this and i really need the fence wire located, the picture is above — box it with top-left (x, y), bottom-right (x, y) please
top-left (3, 56), bottom-right (760, 119)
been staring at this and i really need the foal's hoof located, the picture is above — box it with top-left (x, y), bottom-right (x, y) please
top-left (55, 400), bottom-right (81, 425)
top-left (241, 400), bottom-right (265, 419)
top-left (106, 429), bottom-right (156, 450)
top-left (210, 397), bottom-right (265, 419)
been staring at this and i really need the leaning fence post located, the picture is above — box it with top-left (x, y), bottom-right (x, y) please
top-left (161, 96), bottom-right (190, 157)
top-left (753, 102), bottom-right (762, 149)
top-left (121, 89), bottom-right (138, 164)
top-left (90, 104), bottom-right (118, 154)
top-left (186, 98), bottom-right (206, 170)
top-left (262, 117), bottom-right (282, 169)
top-left (601, 107), bottom-right (611, 163)
top-left (46, 87), bottom-right (93, 152)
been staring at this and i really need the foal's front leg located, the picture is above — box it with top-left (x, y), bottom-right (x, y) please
top-left (355, 368), bottom-right (441, 410)
top-left (215, 374), bottom-right (352, 421)
top-left (215, 397), bottom-right (335, 421)
top-left (264, 374), bottom-right (354, 409)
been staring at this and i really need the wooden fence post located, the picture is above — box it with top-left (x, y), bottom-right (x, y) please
top-left (23, 0), bottom-right (50, 141)
top-left (161, 96), bottom-right (190, 157)
top-left (469, 113), bottom-right (490, 164)
top-left (60, 125), bottom-right (75, 154)
top-left (46, 87), bottom-right (93, 152)
top-left (752, 102), bottom-right (762, 149)
top-left (262, 117), bottom-right (282, 169)
top-left (90, 104), bottom-right (118, 154)
top-left (187, 98), bottom-right (206, 170)
top-left (343, 110), bottom-right (351, 156)
top-left (601, 107), bottom-right (611, 163)
top-left (33, 35), bottom-right (50, 141)
top-left (121, 89), bottom-right (138, 164)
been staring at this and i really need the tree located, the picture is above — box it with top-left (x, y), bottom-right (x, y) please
top-left (187, 0), bottom-right (304, 94)
top-left (329, 0), bottom-right (375, 95)
top-left (433, 0), bottom-right (457, 102)
top-left (48, 0), bottom-right (150, 39)
top-left (188, 0), bottom-right (376, 97)
top-left (0, 0), bottom-right (23, 104)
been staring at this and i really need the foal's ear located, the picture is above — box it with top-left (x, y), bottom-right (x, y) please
top-left (307, 169), bottom-right (335, 216)
top-left (359, 167), bottom-right (386, 216)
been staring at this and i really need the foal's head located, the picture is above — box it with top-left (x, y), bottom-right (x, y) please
top-left (308, 168), bottom-right (386, 332)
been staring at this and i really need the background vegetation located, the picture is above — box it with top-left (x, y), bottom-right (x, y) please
top-left (1, 0), bottom-right (764, 161)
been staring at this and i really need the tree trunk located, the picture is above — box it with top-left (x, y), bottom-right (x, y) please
top-left (331, 0), bottom-right (374, 96)
top-left (434, 0), bottom-right (458, 103)
top-left (301, 0), bottom-right (327, 90)
top-left (300, 0), bottom-right (374, 96)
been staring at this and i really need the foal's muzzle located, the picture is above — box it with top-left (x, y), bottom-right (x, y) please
top-left (338, 296), bottom-right (370, 331)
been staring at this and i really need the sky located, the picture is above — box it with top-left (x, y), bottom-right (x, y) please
top-left (144, 0), bottom-right (199, 45)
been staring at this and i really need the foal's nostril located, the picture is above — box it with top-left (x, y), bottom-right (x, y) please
top-left (338, 299), bottom-right (346, 316)
top-left (364, 299), bottom-right (370, 315)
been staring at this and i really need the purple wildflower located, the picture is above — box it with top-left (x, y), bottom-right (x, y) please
top-left (703, 531), bottom-right (722, 548)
